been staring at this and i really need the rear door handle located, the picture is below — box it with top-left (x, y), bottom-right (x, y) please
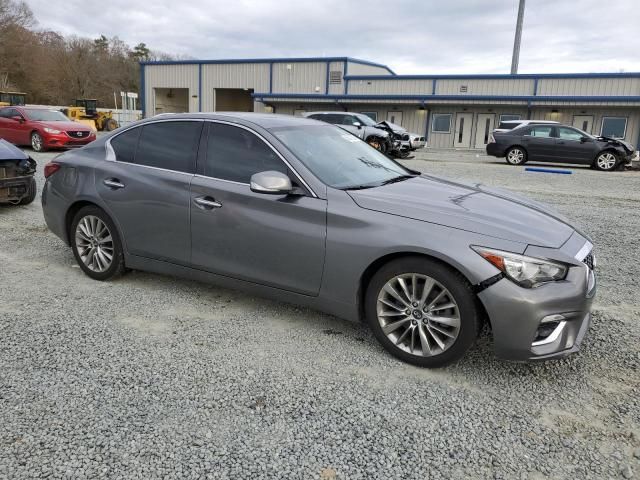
top-left (103, 178), bottom-right (125, 189)
top-left (193, 196), bottom-right (222, 209)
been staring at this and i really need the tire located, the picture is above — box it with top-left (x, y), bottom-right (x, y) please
top-left (505, 146), bottom-right (527, 165)
top-left (105, 118), bottom-right (119, 132)
top-left (365, 257), bottom-right (479, 368)
top-left (70, 205), bottom-right (126, 281)
top-left (18, 177), bottom-right (36, 205)
top-left (31, 132), bottom-right (45, 152)
top-left (366, 136), bottom-right (385, 152)
top-left (594, 151), bottom-right (618, 171)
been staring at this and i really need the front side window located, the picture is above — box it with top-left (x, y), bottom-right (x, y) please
top-left (557, 127), bottom-right (584, 141)
top-left (272, 124), bottom-right (409, 189)
top-left (432, 114), bottom-right (451, 133)
top-left (0, 108), bottom-right (13, 118)
top-left (601, 117), bottom-right (627, 139)
top-left (206, 123), bottom-right (287, 183)
top-left (527, 126), bottom-right (553, 137)
top-left (360, 112), bottom-right (378, 123)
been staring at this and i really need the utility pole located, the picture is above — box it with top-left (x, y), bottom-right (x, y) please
top-left (510, 0), bottom-right (526, 74)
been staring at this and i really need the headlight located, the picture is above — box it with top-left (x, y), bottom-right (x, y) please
top-left (44, 127), bottom-right (61, 134)
top-left (472, 246), bottom-right (567, 288)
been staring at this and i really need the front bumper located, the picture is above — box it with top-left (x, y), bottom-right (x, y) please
top-left (43, 132), bottom-right (96, 149)
top-left (478, 239), bottom-right (596, 361)
top-left (0, 175), bottom-right (32, 202)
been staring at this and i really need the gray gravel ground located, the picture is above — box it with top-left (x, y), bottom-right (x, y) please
top-left (1, 146), bottom-right (639, 479)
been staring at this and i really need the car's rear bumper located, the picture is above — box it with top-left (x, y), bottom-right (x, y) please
top-left (486, 143), bottom-right (505, 157)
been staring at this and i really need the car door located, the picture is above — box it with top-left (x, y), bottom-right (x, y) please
top-left (97, 120), bottom-right (203, 264)
top-left (0, 108), bottom-right (10, 140)
top-left (190, 121), bottom-right (327, 296)
top-left (0, 108), bottom-right (21, 143)
top-left (555, 126), bottom-right (596, 164)
top-left (520, 125), bottom-right (556, 161)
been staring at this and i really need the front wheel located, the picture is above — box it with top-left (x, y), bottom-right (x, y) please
top-left (365, 257), bottom-right (479, 367)
top-left (505, 146), bottom-right (526, 165)
top-left (366, 136), bottom-right (386, 153)
top-left (70, 206), bottom-right (126, 281)
top-left (594, 151), bottom-right (618, 171)
top-left (31, 132), bottom-right (45, 152)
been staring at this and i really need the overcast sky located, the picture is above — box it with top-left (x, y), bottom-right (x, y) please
top-left (27, 0), bottom-right (640, 74)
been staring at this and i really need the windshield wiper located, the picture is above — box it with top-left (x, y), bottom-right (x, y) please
top-left (379, 174), bottom-right (418, 186)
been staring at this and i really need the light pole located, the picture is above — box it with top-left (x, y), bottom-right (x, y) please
top-left (511, 0), bottom-right (526, 74)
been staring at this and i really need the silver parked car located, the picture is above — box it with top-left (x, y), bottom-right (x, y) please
top-left (303, 111), bottom-right (390, 152)
top-left (42, 113), bottom-right (596, 367)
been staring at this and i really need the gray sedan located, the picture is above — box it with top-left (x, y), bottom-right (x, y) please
top-left (41, 113), bottom-right (595, 367)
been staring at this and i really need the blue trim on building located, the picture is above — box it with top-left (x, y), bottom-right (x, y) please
top-left (252, 92), bottom-right (640, 103)
top-left (344, 72), bottom-right (640, 80)
top-left (424, 109), bottom-right (431, 141)
top-left (139, 65), bottom-right (145, 117)
top-left (432, 79), bottom-right (436, 95)
top-left (198, 63), bottom-right (202, 112)
top-left (533, 78), bottom-right (538, 96)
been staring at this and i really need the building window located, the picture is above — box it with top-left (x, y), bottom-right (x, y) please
top-left (600, 117), bottom-right (627, 139)
top-left (432, 114), bottom-right (452, 133)
top-left (360, 111), bottom-right (377, 122)
top-left (329, 71), bottom-right (342, 84)
top-left (500, 114), bottom-right (521, 122)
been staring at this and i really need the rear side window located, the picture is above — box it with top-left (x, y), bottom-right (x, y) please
top-left (135, 121), bottom-right (202, 173)
top-left (205, 123), bottom-right (287, 183)
top-left (497, 122), bottom-right (521, 130)
top-left (110, 127), bottom-right (140, 163)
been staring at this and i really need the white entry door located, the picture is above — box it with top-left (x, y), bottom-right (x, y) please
top-left (387, 111), bottom-right (403, 126)
top-left (572, 115), bottom-right (594, 134)
top-left (453, 113), bottom-right (473, 148)
top-left (474, 113), bottom-right (496, 149)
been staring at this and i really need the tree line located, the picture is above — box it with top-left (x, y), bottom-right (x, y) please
top-left (0, 0), bottom-right (178, 108)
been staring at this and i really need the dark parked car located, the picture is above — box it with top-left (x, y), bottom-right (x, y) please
top-left (42, 113), bottom-right (596, 367)
top-left (0, 106), bottom-right (96, 152)
top-left (0, 138), bottom-right (36, 205)
top-left (487, 123), bottom-right (635, 171)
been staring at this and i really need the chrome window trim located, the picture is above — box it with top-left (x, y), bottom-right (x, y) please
top-left (104, 117), bottom-right (317, 198)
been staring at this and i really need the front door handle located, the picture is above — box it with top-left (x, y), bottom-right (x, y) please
top-left (103, 178), bottom-right (125, 189)
top-left (193, 196), bottom-right (222, 209)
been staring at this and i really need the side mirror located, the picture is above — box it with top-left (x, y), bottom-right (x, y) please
top-left (250, 171), bottom-right (293, 195)
top-left (580, 136), bottom-right (590, 143)
top-left (353, 121), bottom-right (362, 129)
top-left (11, 115), bottom-right (23, 123)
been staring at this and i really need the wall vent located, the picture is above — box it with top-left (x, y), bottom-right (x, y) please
top-left (329, 71), bottom-right (342, 84)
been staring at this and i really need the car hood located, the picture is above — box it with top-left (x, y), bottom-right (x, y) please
top-left (347, 175), bottom-right (576, 248)
top-left (0, 138), bottom-right (28, 160)
top-left (595, 136), bottom-right (634, 153)
top-left (376, 121), bottom-right (406, 133)
top-left (33, 121), bottom-right (93, 131)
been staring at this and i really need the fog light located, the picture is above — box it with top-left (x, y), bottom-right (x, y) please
top-left (532, 315), bottom-right (566, 346)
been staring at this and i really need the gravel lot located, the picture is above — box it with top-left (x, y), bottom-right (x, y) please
top-left (1, 145), bottom-right (639, 479)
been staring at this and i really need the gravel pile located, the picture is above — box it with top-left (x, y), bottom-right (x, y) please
top-left (0, 149), bottom-right (638, 479)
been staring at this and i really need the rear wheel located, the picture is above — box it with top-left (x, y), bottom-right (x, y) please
top-left (505, 146), bottom-right (526, 165)
top-left (365, 257), bottom-right (479, 367)
top-left (104, 118), bottom-right (119, 131)
top-left (70, 206), bottom-right (126, 281)
top-left (594, 151), bottom-right (618, 171)
top-left (18, 178), bottom-right (36, 205)
top-left (31, 132), bottom-right (45, 152)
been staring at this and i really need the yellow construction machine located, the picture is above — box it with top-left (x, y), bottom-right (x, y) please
top-left (62, 99), bottom-right (119, 131)
top-left (0, 91), bottom-right (27, 106)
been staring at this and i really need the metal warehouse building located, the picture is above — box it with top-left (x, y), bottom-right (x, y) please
top-left (140, 57), bottom-right (640, 150)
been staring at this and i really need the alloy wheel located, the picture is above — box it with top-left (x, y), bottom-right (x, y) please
top-left (31, 133), bottom-right (42, 152)
top-left (75, 215), bottom-right (114, 273)
top-left (596, 152), bottom-right (617, 170)
top-left (507, 148), bottom-right (524, 164)
top-left (376, 273), bottom-right (461, 357)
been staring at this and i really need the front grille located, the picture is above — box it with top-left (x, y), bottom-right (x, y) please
top-left (583, 252), bottom-right (595, 270)
top-left (66, 130), bottom-right (90, 138)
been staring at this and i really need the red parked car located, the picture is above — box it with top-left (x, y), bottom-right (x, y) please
top-left (0, 106), bottom-right (96, 152)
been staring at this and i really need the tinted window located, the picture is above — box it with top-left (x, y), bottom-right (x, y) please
top-left (135, 121), bottom-right (202, 173)
top-left (498, 121), bottom-right (521, 130)
top-left (206, 123), bottom-right (287, 183)
top-left (500, 114), bottom-right (521, 122)
top-left (432, 114), bottom-right (451, 133)
top-left (557, 127), bottom-right (583, 141)
top-left (0, 108), bottom-right (11, 118)
top-left (111, 127), bottom-right (141, 164)
top-left (307, 114), bottom-right (323, 121)
top-left (601, 117), bottom-right (627, 139)
top-left (527, 126), bottom-right (553, 137)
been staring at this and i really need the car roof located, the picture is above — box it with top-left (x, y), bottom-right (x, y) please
top-left (303, 111), bottom-right (358, 116)
top-left (147, 112), bottom-right (321, 129)
top-left (500, 120), bottom-right (559, 124)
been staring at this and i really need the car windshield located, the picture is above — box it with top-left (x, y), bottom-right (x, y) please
top-left (354, 114), bottom-right (377, 127)
top-left (24, 109), bottom-right (69, 122)
top-left (272, 124), bottom-right (413, 189)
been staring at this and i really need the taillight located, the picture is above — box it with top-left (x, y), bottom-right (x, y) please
top-left (44, 162), bottom-right (61, 178)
